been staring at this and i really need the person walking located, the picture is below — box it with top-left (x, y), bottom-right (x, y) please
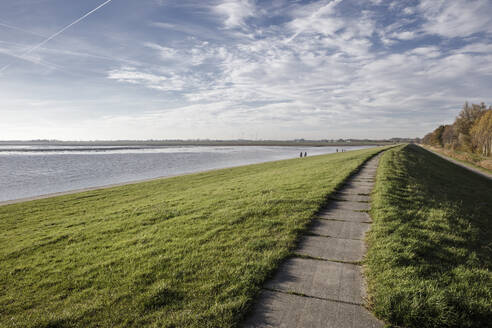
top-left (304, 152), bottom-right (307, 157)
top-left (300, 152), bottom-right (303, 158)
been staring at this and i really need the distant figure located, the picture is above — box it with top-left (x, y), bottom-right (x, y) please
top-left (300, 152), bottom-right (303, 158)
top-left (336, 148), bottom-right (338, 152)
top-left (304, 152), bottom-right (307, 157)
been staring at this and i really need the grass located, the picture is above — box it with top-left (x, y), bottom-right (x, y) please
top-left (423, 145), bottom-right (492, 175)
top-left (0, 147), bottom-right (385, 328)
top-left (365, 144), bottom-right (492, 328)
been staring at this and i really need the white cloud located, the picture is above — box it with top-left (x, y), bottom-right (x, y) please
top-left (419, 0), bottom-right (492, 38)
top-left (409, 46), bottom-right (440, 58)
top-left (6, 0), bottom-right (491, 140)
top-left (103, 0), bottom-right (492, 139)
top-left (144, 42), bottom-right (179, 60)
top-left (403, 6), bottom-right (416, 15)
top-left (214, 0), bottom-right (255, 29)
top-left (107, 67), bottom-right (186, 91)
top-left (144, 41), bottom-right (228, 67)
top-left (453, 43), bottom-right (492, 55)
top-left (389, 30), bottom-right (416, 40)
top-left (287, 0), bottom-right (344, 40)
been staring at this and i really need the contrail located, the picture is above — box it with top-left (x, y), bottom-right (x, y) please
top-left (0, 0), bottom-right (114, 73)
top-left (284, 0), bottom-right (343, 44)
top-left (0, 47), bottom-right (79, 76)
top-left (0, 21), bottom-right (46, 38)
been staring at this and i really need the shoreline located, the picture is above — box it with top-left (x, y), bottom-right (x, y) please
top-left (0, 147), bottom-right (378, 206)
top-left (0, 175), bottom-right (176, 206)
top-left (0, 141), bottom-right (392, 148)
top-left (0, 164), bottom-right (251, 206)
top-left (0, 143), bottom-right (390, 153)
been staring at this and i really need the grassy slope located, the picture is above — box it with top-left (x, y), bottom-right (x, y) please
top-left (423, 145), bottom-right (492, 175)
top-left (365, 144), bottom-right (492, 328)
top-left (1, 147), bottom-right (384, 328)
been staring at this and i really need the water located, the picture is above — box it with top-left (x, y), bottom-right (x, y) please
top-left (0, 145), bottom-right (374, 202)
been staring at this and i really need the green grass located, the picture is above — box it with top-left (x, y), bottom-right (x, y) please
top-left (423, 145), bottom-right (492, 176)
top-left (0, 147), bottom-right (385, 328)
top-left (365, 144), bottom-right (492, 328)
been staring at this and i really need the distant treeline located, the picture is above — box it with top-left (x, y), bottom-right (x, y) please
top-left (0, 139), bottom-right (399, 147)
top-left (423, 102), bottom-right (492, 156)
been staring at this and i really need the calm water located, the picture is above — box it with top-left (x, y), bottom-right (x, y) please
top-left (0, 145), bottom-right (374, 202)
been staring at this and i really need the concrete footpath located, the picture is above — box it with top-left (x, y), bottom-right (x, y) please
top-left (243, 154), bottom-right (384, 328)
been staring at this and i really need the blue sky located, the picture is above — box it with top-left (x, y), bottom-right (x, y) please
top-left (0, 0), bottom-right (491, 140)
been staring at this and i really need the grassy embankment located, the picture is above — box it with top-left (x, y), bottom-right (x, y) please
top-left (0, 147), bottom-right (385, 328)
top-left (365, 144), bottom-right (492, 328)
top-left (423, 145), bottom-right (492, 175)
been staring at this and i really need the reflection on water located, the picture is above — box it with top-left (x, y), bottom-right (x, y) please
top-left (0, 145), bottom-right (373, 202)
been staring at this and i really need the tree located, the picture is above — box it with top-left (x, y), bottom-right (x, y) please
top-left (424, 125), bottom-right (446, 146)
top-left (422, 132), bottom-right (433, 145)
top-left (422, 102), bottom-right (491, 153)
top-left (441, 124), bottom-right (457, 149)
top-left (470, 110), bottom-right (492, 156)
top-left (454, 102), bottom-right (486, 151)
top-left (455, 102), bottom-right (486, 135)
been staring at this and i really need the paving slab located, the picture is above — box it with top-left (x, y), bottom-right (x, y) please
top-left (310, 219), bottom-right (371, 240)
top-left (358, 166), bottom-right (375, 170)
top-left (344, 181), bottom-right (374, 192)
top-left (349, 180), bottom-right (373, 185)
top-left (354, 172), bottom-right (374, 176)
top-left (353, 180), bottom-right (372, 184)
top-left (243, 290), bottom-right (383, 328)
top-left (344, 182), bottom-right (374, 188)
top-left (296, 235), bottom-right (366, 262)
top-left (265, 257), bottom-right (365, 304)
top-left (342, 185), bottom-right (373, 194)
top-left (319, 209), bottom-right (371, 223)
top-left (353, 174), bottom-right (375, 180)
top-left (333, 193), bottom-right (370, 202)
top-left (324, 201), bottom-right (369, 211)
top-left (351, 178), bottom-right (374, 183)
top-left (360, 169), bottom-right (377, 176)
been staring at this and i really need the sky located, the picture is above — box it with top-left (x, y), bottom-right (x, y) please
top-left (0, 0), bottom-right (491, 140)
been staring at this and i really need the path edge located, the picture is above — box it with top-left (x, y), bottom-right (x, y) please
top-left (238, 147), bottom-right (390, 326)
